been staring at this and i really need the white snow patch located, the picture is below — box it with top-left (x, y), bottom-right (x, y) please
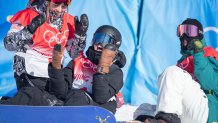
top-left (115, 104), bottom-right (138, 122)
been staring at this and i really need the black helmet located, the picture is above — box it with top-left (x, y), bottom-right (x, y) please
top-left (92, 25), bottom-right (122, 48)
top-left (178, 18), bottom-right (204, 40)
top-left (182, 18), bottom-right (203, 32)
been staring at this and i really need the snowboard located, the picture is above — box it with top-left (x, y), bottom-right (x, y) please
top-left (0, 105), bottom-right (116, 123)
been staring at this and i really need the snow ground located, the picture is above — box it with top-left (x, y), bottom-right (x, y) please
top-left (115, 104), bottom-right (139, 122)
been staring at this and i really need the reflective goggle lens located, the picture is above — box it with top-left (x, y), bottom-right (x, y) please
top-left (92, 33), bottom-right (114, 46)
top-left (177, 24), bottom-right (199, 37)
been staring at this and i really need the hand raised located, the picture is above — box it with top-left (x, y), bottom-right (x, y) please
top-left (27, 13), bottom-right (46, 34)
top-left (74, 14), bottom-right (89, 36)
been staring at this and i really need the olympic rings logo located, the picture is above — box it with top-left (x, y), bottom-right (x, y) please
top-left (43, 30), bottom-right (69, 48)
top-left (80, 58), bottom-right (97, 72)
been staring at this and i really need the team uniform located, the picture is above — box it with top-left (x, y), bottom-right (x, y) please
top-left (7, 8), bottom-right (75, 78)
top-left (48, 25), bottom-right (126, 113)
top-left (156, 46), bottom-right (218, 123)
top-left (146, 19), bottom-right (218, 123)
top-left (1, 0), bottom-right (87, 106)
top-left (48, 51), bottom-right (125, 113)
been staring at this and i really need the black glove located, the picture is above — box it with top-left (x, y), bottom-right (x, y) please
top-left (74, 14), bottom-right (89, 36)
top-left (27, 14), bottom-right (46, 34)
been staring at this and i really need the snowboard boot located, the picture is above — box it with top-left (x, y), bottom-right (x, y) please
top-left (144, 112), bottom-right (181, 123)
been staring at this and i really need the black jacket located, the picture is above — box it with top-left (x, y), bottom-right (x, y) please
top-left (48, 50), bottom-right (126, 113)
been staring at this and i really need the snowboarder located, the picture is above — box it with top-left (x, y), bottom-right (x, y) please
top-left (48, 25), bottom-right (126, 114)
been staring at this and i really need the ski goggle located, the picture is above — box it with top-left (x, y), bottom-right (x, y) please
top-left (92, 33), bottom-right (115, 47)
top-left (177, 24), bottom-right (202, 37)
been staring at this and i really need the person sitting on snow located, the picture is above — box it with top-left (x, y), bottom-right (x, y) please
top-left (1, 0), bottom-right (89, 106)
top-left (48, 25), bottom-right (126, 114)
top-left (145, 18), bottom-right (218, 123)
